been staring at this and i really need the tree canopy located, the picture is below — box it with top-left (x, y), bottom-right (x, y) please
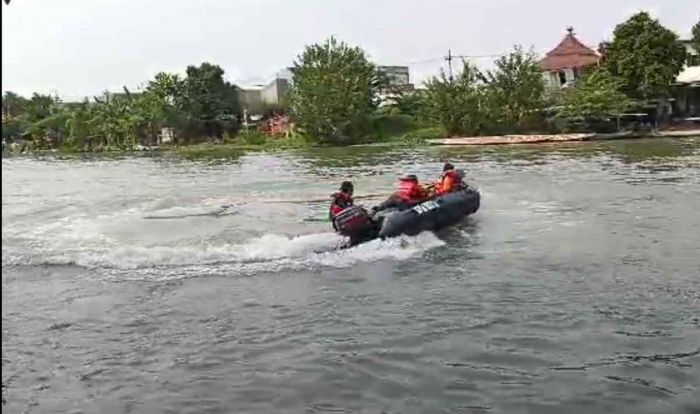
top-left (422, 47), bottom-right (546, 136)
top-left (423, 61), bottom-right (486, 136)
top-left (482, 46), bottom-right (545, 133)
top-left (290, 37), bottom-right (380, 145)
top-left (180, 63), bottom-right (241, 139)
top-left (603, 11), bottom-right (686, 100)
top-left (2, 61), bottom-right (243, 150)
top-left (557, 68), bottom-right (635, 122)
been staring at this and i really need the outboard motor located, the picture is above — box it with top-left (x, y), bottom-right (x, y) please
top-left (334, 206), bottom-right (374, 237)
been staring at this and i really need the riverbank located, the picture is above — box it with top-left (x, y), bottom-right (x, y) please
top-left (4, 128), bottom-right (699, 157)
top-left (427, 129), bottom-right (700, 146)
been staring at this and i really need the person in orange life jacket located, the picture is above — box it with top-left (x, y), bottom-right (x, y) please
top-left (371, 175), bottom-right (429, 213)
top-left (434, 162), bottom-right (463, 195)
top-left (329, 181), bottom-right (354, 230)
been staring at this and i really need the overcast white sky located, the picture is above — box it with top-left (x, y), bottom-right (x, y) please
top-left (2, 0), bottom-right (697, 100)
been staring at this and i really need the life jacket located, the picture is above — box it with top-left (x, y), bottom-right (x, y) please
top-left (436, 170), bottom-right (462, 195)
top-left (397, 180), bottom-right (426, 203)
top-left (329, 191), bottom-right (353, 220)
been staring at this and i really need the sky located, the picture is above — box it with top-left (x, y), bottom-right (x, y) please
top-left (2, 0), bottom-right (698, 100)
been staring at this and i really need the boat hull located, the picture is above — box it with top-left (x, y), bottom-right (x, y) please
top-left (343, 187), bottom-right (481, 248)
top-left (378, 188), bottom-right (481, 238)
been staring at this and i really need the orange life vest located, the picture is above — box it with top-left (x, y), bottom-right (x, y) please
top-left (397, 180), bottom-right (427, 202)
top-left (436, 170), bottom-right (461, 195)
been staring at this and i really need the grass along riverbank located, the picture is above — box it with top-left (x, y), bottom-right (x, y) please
top-left (175, 127), bottom-right (447, 158)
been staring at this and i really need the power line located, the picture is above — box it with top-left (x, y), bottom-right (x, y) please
top-left (452, 54), bottom-right (502, 59)
top-left (405, 53), bottom-right (504, 66)
top-left (404, 57), bottom-right (444, 65)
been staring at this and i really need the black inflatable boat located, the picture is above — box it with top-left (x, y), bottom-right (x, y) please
top-left (333, 186), bottom-right (481, 247)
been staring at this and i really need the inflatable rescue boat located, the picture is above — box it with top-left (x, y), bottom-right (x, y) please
top-left (333, 186), bottom-right (481, 247)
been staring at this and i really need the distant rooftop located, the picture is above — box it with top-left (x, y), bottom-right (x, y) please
top-left (676, 66), bottom-right (700, 85)
top-left (539, 27), bottom-right (599, 72)
top-left (236, 84), bottom-right (266, 91)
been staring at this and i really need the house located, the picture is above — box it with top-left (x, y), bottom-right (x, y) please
top-left (235, 84), bottom-right (265, 115)
top-left (377, 65), bottom-right (414, 107)
top-left (261, 77), bottom-right (290, 107)
top-left (237, 68), bottom-right (294, 115)
top-left (539, 27), bottom-right (600, 88)
top-left (260, 67), bottom-right (294, 107)
top-left (378, 65), bottom-right (413, 92)
top-left (672, 66), bottom-right (700, 120)
top-left (670, 39), bottom-right (700, 120)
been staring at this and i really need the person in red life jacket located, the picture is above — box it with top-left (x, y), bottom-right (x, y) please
top-left (371, 174), bottom-right (429, 213)
top-left (434, 162), bottom-right (463, 195)
top-left (329, 181), bottom-right (354, 230)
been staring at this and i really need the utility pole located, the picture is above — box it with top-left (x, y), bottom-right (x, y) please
top-left (445, 49), bottom-right (454, 82)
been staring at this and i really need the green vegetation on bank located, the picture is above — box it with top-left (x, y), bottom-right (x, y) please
top-left (174, 125), bottom-right (447, 159)
top-left (3, 12), bottom-right (698, 154)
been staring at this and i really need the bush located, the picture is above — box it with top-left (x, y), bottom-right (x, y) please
top-left (552, 116), bottom-right (618, 133)
top-left (555, 68), bottom-right (635, 131)
top-left (422, 46), bottom-right (546, 136)
top-left (241, 131), bottom-right (267, 145)
top-left (423, 61), bottom-right (486, 136)
top-left (400, 126), bottom-right (447, 144)
top-left (372, 114), bottom-right (418, 141)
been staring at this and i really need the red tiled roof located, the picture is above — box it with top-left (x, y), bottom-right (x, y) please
top-left (539, 30), bottom-right (599, 71)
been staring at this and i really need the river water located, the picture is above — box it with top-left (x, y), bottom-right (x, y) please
top-left (2, 138), bottom-right (700, 413)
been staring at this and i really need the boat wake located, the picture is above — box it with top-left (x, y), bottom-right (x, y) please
top-left (2, 191), bottom-right (448, 281)
top-left (2, 227), bottom-right (444, 281)
top-left (142, 204), bottom-right (240, 219)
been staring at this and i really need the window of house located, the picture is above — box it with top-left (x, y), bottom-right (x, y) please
top-left (558, 71), bottom-right (567, 86)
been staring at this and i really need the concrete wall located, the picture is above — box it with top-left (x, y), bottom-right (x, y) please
top-left (237, 88), bottom-right (264, 115)
top-left (261, 78), bottom-right (290, 106)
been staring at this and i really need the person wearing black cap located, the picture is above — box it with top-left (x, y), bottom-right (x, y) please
top-left (371, 174), bottom-right (429, 213)
top-left (329, 181), bottom-right (354, 230)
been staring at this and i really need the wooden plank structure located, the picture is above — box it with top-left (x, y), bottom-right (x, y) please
top-left (427, 133), bottom-right (595, 146)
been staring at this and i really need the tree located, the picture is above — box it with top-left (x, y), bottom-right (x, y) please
top-left (423, 61), bottom-right (486, 136)
top-left (290, 37), bottom-right (380, 144)
top-left (180, 63), bottom-right (240, 141)
top-left (692, 18), bottom-right (700, 56)
top-left (147, 72), bottom-right (185, 103)
top-left (604, 11), bottom-right (686, 100)
top-left (2, 91), bottom-right (27, 117)
top-left (24, 93), bottom-right (60, 124)
top-left (482, 46), bottom-right (545, 132)
top-left (64, 100), bottom-right (93, 148)
top-left (14, 93), bottom-right (64, 147)
top-left (379, 89), bottom-right (426, 119)
top-left (1, 115), bottom-right (23, 141)
top-left (2, 92), bottom-right (27, 141)
top-left (557, 68), bottom-right (635, 130)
